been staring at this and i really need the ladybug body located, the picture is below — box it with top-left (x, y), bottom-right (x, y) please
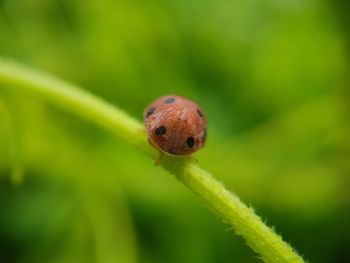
top-left (144, 95), bottom-right (207, 155)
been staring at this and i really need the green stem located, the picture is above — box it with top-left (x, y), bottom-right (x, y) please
top-left (0, 59), bottom-right (304, 263)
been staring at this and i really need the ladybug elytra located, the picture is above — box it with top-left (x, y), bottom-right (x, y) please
top-left (144, 95), bottom-right (207, 155)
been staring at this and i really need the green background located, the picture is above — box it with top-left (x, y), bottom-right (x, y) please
top-left (0, 0), bottom-right (349, 262)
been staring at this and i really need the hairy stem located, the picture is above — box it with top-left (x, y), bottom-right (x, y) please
top-left (0, 59), bottom-right (304, 263)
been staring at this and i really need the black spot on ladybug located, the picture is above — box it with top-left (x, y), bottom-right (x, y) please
top-left (202, 128), bottom-right (207, 142)
top-left (165, 97), bottom-right (175, 104)
top-left (197, 109), bottom-right (203, 117)
top-left (145, 107), bottom-right (156, 118)
top-left (155, 126), bottom-right (166, 136)
top-left (186, 137), bottom-right (195, 148)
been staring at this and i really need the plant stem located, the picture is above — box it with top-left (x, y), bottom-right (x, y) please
top-left (0, 59), bottom-right (304, 263)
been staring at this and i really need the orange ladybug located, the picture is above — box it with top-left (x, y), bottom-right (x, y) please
top-left (144, 95), bottom-right (207, 155)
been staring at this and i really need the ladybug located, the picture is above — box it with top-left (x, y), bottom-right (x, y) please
top-left (144, 95), bottom-right (207, 155)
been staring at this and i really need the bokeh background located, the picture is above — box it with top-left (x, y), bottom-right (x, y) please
top-left (0, 0), bottom-right (349, 262)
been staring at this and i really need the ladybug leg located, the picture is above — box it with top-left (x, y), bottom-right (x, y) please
top-left (155, 151), bottom-right (164, 166)
top-left (146, 138), bottom-right (163, 166)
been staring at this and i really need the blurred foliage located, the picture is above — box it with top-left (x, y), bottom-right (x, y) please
top-left (0, 0), bottom-right (349, 262)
